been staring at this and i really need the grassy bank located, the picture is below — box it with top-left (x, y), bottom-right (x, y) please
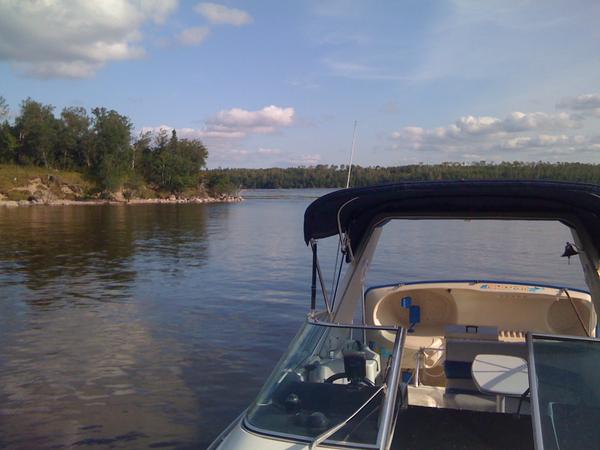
top-left (0, 164), bottom-right (238, 204)
top-left (0, 164), bottom-right (93, 201)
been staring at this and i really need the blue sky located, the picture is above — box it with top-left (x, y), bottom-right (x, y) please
top-left (1, 0), bottom-right (599, 168)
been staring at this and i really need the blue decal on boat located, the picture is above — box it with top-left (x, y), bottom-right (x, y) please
top-left (480, 284), bottom-right (489, 289)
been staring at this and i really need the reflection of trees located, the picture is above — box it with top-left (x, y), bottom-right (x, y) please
top-left (132, 203), bottom-right (211, 263)
top-left (0, 204), bottom-right (210, 306)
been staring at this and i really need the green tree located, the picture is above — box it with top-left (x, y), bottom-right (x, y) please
top-left (15, 98), bottom-right (59, 167)
top-left (90, 107), bottom-right (133, 191)
top-left (0, 123), bottom-right (17, 163)
top-left (58, 106), bottom-right (92, 169)
top-left (205, 172), bottom-right (236, 196)
top-left (0, 96), bottom-right (16, 163)
top-left (143, 129), bottom-right (208, 192)
top-left (132, 130), bottom-right (152, 172)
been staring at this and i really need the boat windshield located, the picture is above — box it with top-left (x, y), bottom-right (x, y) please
top-left (529, 333), bottom-right (600, 450)
top-left (245, 315), bottom-right (403, 448)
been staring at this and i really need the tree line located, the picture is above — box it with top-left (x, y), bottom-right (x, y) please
top-left (0, 95), bottom-right (210, 194)
top-left (211, 162), bottom-right (600, 189)
top-left (3, 95), bottom-right (599, 194)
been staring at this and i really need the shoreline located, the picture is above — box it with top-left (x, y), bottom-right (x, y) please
top-left (0, 195), bottom-right (243, 208)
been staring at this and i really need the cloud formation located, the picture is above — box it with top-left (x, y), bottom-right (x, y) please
top-left (291, 154), bottom-right (322, 165)
top-left (390, 100), bottom-right (599, 161)
top-left (143, 105), bottom-right (295, 140)
top-left (194, 3), bottom-right (252, 26)
top-left (392, 112), bottom-right (579, 145)
top-left (557, 93), bottom-right (600, 117)
top-left (142, 105), bottom-right (295, 167)
top-left (207, 105), bottom-right (295, 136)
top-left (0, 0), bottom-right (178, 78)
top-left (257, 148), bottom-right (282, 155)
top-left (178, 27), bottom-right (210, 46)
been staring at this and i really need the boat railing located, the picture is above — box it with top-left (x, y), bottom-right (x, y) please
top-left (308, 310), bottom-right (400, 332)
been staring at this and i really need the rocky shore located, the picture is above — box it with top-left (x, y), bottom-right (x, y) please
top-left (0, 175), bottom-right (242, 207)
top-left (0, 195), bottom-right (243, 207)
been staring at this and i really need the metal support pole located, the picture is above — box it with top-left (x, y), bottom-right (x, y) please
top-left (315, 250), bottom-right (332, 315)
top-left (414, 350), bottom-right (421, 387)
top-left (378, 328), bottom-right (406, 450)
top-left (310, 240), bottom-right (317, 310)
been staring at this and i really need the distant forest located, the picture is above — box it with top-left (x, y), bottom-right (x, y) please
top-left (211, 162), bottom-right (600, 189)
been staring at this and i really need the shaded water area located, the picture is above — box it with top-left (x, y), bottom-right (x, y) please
top-left (0, 189), bottom-right (586, 449)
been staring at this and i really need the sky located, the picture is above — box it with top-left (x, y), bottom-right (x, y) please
top-left (0, 0), bottom-right (599, 168)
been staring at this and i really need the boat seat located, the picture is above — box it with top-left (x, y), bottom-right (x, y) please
top-left (444, 338), bottom-right (528, 382)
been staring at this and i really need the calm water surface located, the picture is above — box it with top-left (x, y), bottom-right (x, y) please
top-left (0, 189), bottom-right (586, 449)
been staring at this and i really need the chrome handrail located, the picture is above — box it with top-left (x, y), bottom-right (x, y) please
top-left (308, 311), bottom-right (399, 332)
top-left (377, 328), bottom-right (406, 450)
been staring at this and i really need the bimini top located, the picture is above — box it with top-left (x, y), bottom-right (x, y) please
top-left (304, 180), bottom-right (600, 255)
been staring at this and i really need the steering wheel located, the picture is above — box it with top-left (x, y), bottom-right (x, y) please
top-left (325, 372), bottom-right (374, 386)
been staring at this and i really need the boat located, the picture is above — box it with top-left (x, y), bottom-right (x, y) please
top-left (209, 180), bottom-right (600, 450)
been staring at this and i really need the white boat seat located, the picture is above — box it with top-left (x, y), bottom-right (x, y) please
top-left (444, 338), bottom-right (528, 381)
top-left (446, 339), bottom-right (528, 362)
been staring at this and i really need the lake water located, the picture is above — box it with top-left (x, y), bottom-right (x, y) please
top-left (0, 189), bottom-right (587, 449)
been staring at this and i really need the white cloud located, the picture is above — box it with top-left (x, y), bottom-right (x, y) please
top-left (502, 112), bottom-right (578, 132)
top-left (500, 134), bottom-right (572, 150)
top-left (194, 3), bottom-right (252, 26)
top-left (389, 101), bottom-right (599, 161)
top-left (455, 116), bottom-right (501, 135)
top-left (291, 154), bottom-right (322, 166)
top-left (557, 93), bottom-right (600, 117)
top-left (139, 0), bottom-right (179, 24)
top-left (143, 105), bottom-right (295, 142)
top-left (141, 125), bottom-right (244, 141)
top-left (0, 0), bottom-right (178, 78)
top-left (257, 148), bottom-right (282, 155)
top-left (393, 111), bottom-right (580, 150)
top-left (142, 105), bottom-right (295, 143)
top-left (177, 27), bottom-right (210, 46)
top-left (207, 105), bottom-right (295, 136)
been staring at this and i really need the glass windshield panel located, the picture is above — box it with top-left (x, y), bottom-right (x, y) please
top-left (246, 320), bottom-right (399, 446)
top-left (531, 335), bottom-right (600, 450)
top-left (368, 220), bottom-right (586, 289)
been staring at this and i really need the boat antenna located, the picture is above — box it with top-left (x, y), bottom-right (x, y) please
top-left (330, 121), bottom-right (359, 308)
top-left (345, 120), bottom-right (358, 189)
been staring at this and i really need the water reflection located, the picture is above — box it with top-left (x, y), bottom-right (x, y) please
top-left (0, 204), bottom-right (214, 449)
top-left (0, 205), bottom-right (212, 306)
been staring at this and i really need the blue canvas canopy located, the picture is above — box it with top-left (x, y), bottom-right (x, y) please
top-left (304, 180), bottom-right (600, 256)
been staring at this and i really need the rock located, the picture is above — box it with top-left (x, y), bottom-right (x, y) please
top-left (113, 190), bottom-right (126, 202)
top-left (61, 185), bottom-right (76, 196)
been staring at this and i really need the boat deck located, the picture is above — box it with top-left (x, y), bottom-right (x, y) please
top-left (391, 406), bottom-right (534, 450)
